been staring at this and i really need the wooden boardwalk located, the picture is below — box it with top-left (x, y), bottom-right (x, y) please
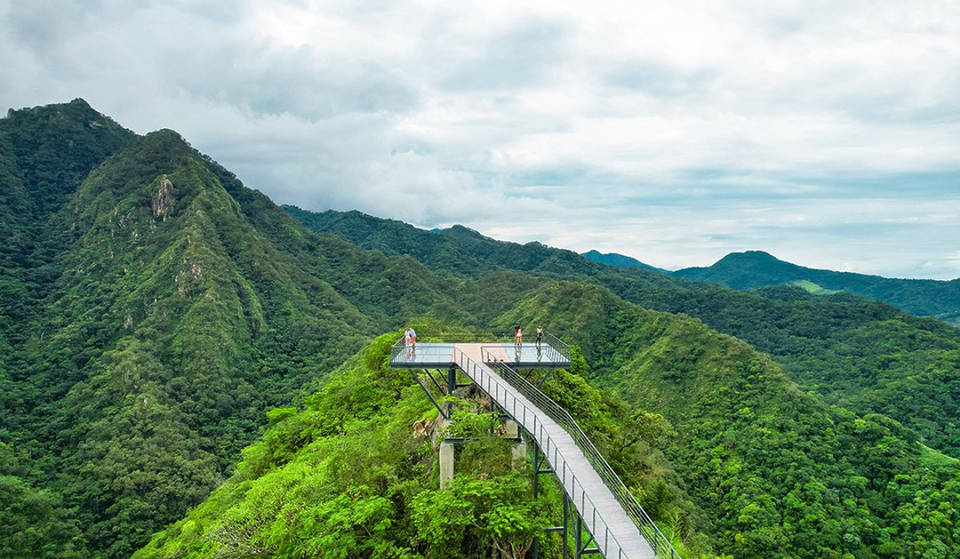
top-left (453, 343), bottom-right (657, 559)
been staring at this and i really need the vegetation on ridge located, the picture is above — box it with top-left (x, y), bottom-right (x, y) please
top-left (490, 283), bottom-right (960, 558)
top-left (288, 206), bottom-right (960, 458)
top-left (0, 103), bottom-right (455, 557)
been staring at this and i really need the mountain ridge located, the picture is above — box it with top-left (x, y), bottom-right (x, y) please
top-left (288, 205), bottom-right (960, 458)
top-left (2, 102), bottom-right (459, 556)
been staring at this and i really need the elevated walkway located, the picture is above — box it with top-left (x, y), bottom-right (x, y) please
top-left (391, 334), bottom-right (679, 559)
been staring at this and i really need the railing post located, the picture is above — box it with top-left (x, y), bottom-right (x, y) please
top-left (575, 512), bottom-right (582, 559)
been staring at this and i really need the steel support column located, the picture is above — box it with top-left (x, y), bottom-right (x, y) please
top-left (410, 370), bottom-right (448, 419)
top-left (447, 366), bottom-right (456, 394)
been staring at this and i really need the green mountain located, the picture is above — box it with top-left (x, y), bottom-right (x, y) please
top-left (288, 207), bottom-right (960, 458)
top-left (282, 206), bottom-right (610, 280)
top-left (0, 101), bottom-right (462, 557)
top-left (494, 283), bottom-right (960, 557)
top-left (674, 250), bottom-right (960, 327)
top-left (581, 249), bottom-right (666, 272)
top-left (0, 98), bottom-right (136, 359)
top-left (3, 100), bottom-right (959, 558)
top-left (136, 286), bottom-right (960, 558)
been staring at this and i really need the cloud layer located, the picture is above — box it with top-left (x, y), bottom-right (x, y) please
top-left (3, 0), bottom-right (959, 278)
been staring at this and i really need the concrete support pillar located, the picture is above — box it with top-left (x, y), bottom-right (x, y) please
top-left (502, 419), bottom-right (526, 469)
top-left (439, 441), bottom-right (455, 489)
top-left (512, 441), bottom-right (527, 467)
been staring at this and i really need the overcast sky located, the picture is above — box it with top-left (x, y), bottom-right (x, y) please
top-left (3, 1), bottom-right (959, 278)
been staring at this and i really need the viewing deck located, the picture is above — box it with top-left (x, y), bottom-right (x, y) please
top-left (390, 333), bottom-right (572, 369)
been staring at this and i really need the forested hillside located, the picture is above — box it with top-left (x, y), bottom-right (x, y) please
top-left (493, 283), bottom-right (960, 557)
top-left (2, 100), bottom-right (958, 558)
top-left (134, 333), bottom-right (707, 558)
top-left (136, 288), bottom-right (960, 558)
top-left (288, 207), bottom-right (960, 457)
top-left (674, 250), bottom-right (960, 326)
top-left (0, 101), bottom-right (461, 557)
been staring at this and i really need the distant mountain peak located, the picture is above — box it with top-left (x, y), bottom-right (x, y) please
top-left (674, 250), bottom-right (960, 326)
top-left (581, 249), bottom-right (665, 272)
top-left (719, 250), bottom-right (780, 262)
top-left (442, 224), bottom-right (488, 240)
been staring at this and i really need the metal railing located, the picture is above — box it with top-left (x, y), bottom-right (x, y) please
top-left (391, 330), bottom-right (572, 366)
top-left (480, 351), bottom-right (681, 559)
top-left (392, 331), bottom-right (507, 362)
top-left (453, 347), bottom-right (680, 559)
top-left (480, 340), bottom-right (569, 367)
top-left (543, 331), bottom-right (572, 363)
top-left (390, 336), bottom-right (408, 363)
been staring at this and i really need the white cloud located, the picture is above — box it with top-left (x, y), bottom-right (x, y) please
top-left (2, 0), bottom-right (959, 278)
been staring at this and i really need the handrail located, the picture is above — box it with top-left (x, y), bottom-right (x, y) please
top-left (479, 341), bottom-right (569, 367)
top-left (391, 331), bottom-right (571, 366)
top-left (543, 331), bottom-right (571, 362)
top-left (391, 332), bottom-right (511, 364)
top-left (481, 351), bottom-right (681, 559)
top-left (390, 337), bottom-right (407, 363)
top-left (452, 347), bottom-right (668, 559)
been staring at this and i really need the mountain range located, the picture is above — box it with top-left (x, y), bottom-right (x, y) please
top-left (674, 250), bottom-right (960, 327)
top-left (1, 100), bottom-right (958, 558)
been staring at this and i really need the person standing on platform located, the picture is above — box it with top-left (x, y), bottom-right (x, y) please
top-left (536, 325), bottom-right (543, 347)
top-left (514, 325), bottom-right (522, 347)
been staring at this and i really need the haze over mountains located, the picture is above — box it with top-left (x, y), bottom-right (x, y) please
top-left (2, 100), bottom-right (959, 558)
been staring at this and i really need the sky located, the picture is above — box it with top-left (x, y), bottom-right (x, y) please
top-left (2, 1), bottom-right (959, 279)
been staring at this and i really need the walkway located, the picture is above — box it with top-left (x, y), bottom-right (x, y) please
top-left (453, 343), bottom-right (657, 559)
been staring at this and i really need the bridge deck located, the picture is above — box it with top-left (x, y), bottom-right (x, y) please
top-left (453, 343), bottom-right (656, 559)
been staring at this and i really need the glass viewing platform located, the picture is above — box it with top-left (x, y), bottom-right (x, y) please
top-left (390, 332), bottom-right (572, 369)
